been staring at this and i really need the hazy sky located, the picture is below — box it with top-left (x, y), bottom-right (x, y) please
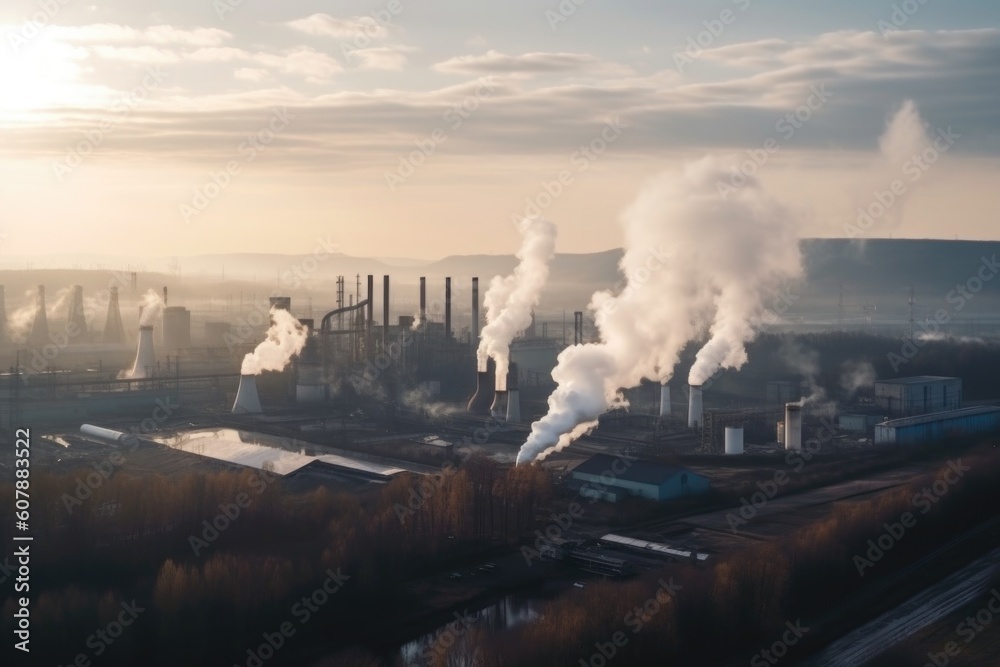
top-left (1, 1), bottom-right (999, 260)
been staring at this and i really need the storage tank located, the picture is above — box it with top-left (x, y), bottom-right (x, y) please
top-left (725, 427), bottom-right (744, 455)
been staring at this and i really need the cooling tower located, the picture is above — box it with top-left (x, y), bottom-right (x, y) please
top-left (467, 357), bottom-right (496, 415)
top-left (784, 403), bottom-right (803, 451)
top-left (471, 277), bottom-right (479, 345)
top-left (688, 385), bottom-right (703, 428)
top-left (505, 362), bottom-right (521, 423)
top-left (28, 285), bottom-right (49, 348)
top-left (129, 326), bottom-right (156, 378)
top-left (0, 285), bottom-right (8, 344)
top-left (659, 384), bottom-right (671, 417)
top-left (725, 427), bottom-right (744, 455)
top-left (103, 287), bottom-right (126, 344)
top-left (66, 285), bottom-right (88, 343)
top-left (232, 374), bottom-right (263, 414)
top-left (490, 390), bottom-right (507, 420)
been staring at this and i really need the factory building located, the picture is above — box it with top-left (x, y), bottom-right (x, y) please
top-left (568, 453), bottom-right (710, 503)
top-left (874, 406), bottom-right (1000, 445)
top-left (874, 376), bottom-right (962, 416)
top-left (838, 412), bottom-right (886, 433)
top-left (162, 306), bottom-right (192, 350)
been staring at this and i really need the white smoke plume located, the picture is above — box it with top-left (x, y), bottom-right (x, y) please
top-left (6, 287), bottom-right (70, 341)
top-left (477, 216), bottom-right (557, 388)
top-left (780, 339), bottom-right (834, 415)
top-left (839, 360), bottom-right (876, 398)
top-left (241, 308), bottom-right (308, 375)
top-left (517, 157), bottom-right (802, 465)
top-left (138, 289), bottom-right (164, 327)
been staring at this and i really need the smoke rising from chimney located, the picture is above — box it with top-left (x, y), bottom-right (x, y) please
top-left (240, 307), bottom-right (308, 375)
top-left (138, 289), bottom-right (165, 327)
top-left (516, 157), bottom-right (802, 465)
top-left (477, 216), bottom-right (557, 387)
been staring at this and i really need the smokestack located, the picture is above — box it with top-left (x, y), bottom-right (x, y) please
top-left (573, 311), bottom-right (583, 345)
top-left (103, 287), bottom-right (126, 344)
top-left (490, 389), bottom-right (507, 420)
top-left (0, 285), bottom-right (8, 344)
top-left (67, 285), bottom-right (88, 343)
top-left (366, 275), bottom-right (373, 331)
top-left (687, 384), bottom-right (703, 428)
top-left (471, 277), bottom-right (479, 345)
top-left (725, 427), bottom-right (744, 455)
top-left (419, 277), bottom-right (426, 326)
top-left (129, 326), bottom-right (156, 378)
top-left (383, 275), bottom-right (390, 352)
top-left (445, 277), bottom-right (452, 340)
top-left (505, 362), bottom-right (521, 423)
top-left (784, 403), bottom-right (803, 451)
top-left (467, 357), bottom-right (496, 415)
top-left (163, 286), bottom-right (168, 306)
top-left (232, 374), bottom-right (263, 414)
top-left (29, 285), bottom-right (49, 348)
top-left (659, 384), bottom-right (671, 417)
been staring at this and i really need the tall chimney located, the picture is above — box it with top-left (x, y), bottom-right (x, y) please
top-left (103, 287), bottom-right (126, 344)
top-left (382, 275), bottom-right (390, 352)
top-left (419, 276), bottom-right (426, 326)
top-left (67, 285), bottom-right (88, 343)
top-left (784, 403), bottom-right (803, 451)
top-left (366, 275), bottom-right (374, 331)
top-left (129, 326), bottom-right (156, 378)
top-left (573, 311), bottom-right (583, 345)
top-left (467, 357), bottom-right (496, 415)
top-left (505, 362), bottom-right (521, 423)
top-left (445, 277), bottom-right (452, 340)
top-left (471, 277), bottom-right (479, 346)
top-left (29, 285), bottom-right (49, 349)
top-left (163, 286), bottom-right (168, 306)
top-left (0, 285), bottom-right (8, 344)
top-left (232, 374), bottom-right (263, 414)
top-left (687, 384), bottom-right (703, 428)
top-left (659, 384), bottom-right (671, 417)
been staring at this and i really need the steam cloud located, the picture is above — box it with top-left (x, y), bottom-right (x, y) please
top-left (517, 157), bottom-right (802, 465)
top-left (477, 216), bottom-right (557, 388)
top-left (240, 307), bottom-right (308, 375)
top-left (138, 289), bottom-right (164, 326)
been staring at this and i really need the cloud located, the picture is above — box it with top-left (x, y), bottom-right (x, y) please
top-left (51, 23), bottom-right (232, 47)
top-left (285, 13), bottom-right (388, 40)
top-left (348, 46), bottom-right (416, 71)
top-left (234, 67), bottom-right (271, 83)
top-left (434, 50), bottom-right (631, 76)
top-left (91, 45), bottom-right (180, 64)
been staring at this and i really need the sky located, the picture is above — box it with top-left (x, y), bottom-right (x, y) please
top-left (1, 0), bottom-right (999, 261)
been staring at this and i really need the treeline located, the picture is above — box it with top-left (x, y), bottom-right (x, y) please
top-left (445, 444), bottom-right (1000, 666)
top-left (0, 456), bottom-right (551, 665)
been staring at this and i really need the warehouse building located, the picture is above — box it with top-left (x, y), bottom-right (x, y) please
top-left (874, 376), bottom-right (962, 416)
top-left (874, 406), bottom-right (1000, 445)
top-left (568, 453), bottom-right (710, 502)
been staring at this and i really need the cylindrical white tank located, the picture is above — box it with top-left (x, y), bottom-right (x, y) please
top-left (784, 403), bottom-right (802, 451)
top-left (659, 384), bottom-right (671, 417)
top-left (232, 374), bottom-right (263, 414)
top-left (776, 421), bottom-right (785, 443)
top-left (129, 326), bottom-right (156, 378)
top-left (688, 385), bottom-right (703, 428)
top-left (505, 388), bottom-right (521, 424)
top-left (725, 427), bottom-right (744, 455)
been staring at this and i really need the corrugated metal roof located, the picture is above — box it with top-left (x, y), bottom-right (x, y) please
top-left (570, 453), bottom-right (705, 486)
top-left (879, 406), bottom-right (1000, 429)
top-left (876, 376), bottom-right (959, 385)
top-left (600, 534), bottom-right (710, 561)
